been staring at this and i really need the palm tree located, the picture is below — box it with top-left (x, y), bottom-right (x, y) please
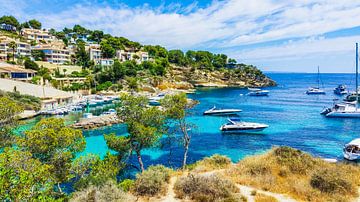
top-left (8, 41), bottom-right (17, 62)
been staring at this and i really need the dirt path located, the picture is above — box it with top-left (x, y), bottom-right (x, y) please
top-left (236, 184), bottom-right (297, 202)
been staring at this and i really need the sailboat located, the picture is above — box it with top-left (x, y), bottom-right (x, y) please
top-left (306, 66), bottom-right (325, 94)
top-left (322, 43), bottom-right (360, 118)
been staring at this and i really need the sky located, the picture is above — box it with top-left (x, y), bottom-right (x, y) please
top-left (1, 0), bottom-right (360, 73)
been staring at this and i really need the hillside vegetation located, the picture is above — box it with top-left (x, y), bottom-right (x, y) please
top-left (70, 147), bottom-right (360, 202)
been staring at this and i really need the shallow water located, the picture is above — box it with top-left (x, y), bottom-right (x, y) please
top-left (18, 73), bottom-right (360, 168)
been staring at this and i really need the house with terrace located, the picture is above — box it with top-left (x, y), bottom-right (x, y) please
top-left (0, 36), bottom-right (31, 61)
top-left (33, 45), bottom-right (71, 65)
top-left (21, 28), bottom-right (54, 43)
top-left (0, 62), bottom-right (36, 80)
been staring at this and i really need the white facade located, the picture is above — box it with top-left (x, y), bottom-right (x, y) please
top-left (21, 28), bottom-right (54, 43)
top-left (33, 46), bottom-right (70, 64)
top-left (0, 37), bottom-right (31, 61)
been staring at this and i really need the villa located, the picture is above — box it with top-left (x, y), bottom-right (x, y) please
top-left (96, 58), bottom-right (114, 66)
top-left (0, 23), bottom-right (16, 32)
top-left (87, 44), bottom-right (101, 61)
top-left (116, 49), bottom-right (149, 63)
top-left (21, 28), bottom-right (54, 43)
top-left (0, 62), bottom-right (36, 80)
top-left (33, 45), bottom-right (71, 64)
top-left (0, 36), bottom-right (31, 61)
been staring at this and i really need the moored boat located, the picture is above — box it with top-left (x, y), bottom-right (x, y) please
top-left (203, 106), bottom-right (242, 115)
top-left (220, 118), bottom-right (268, 133)
top-left (334, 84), bottom-right (348, 95)
top-left (247, 88), bottom-right (269, 96)
top-left (343, 138), bottom-right (360, 161)
top-left (306, 66), bottom-right (325, 95)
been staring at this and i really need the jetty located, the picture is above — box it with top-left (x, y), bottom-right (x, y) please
top-left (71, 114), bottom-right (121, 130)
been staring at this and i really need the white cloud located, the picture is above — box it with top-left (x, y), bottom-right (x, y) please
top-left (1, 0), bottom-right (360, 72)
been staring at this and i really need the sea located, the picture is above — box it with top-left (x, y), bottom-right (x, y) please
top-left (17, 73), bottom-right (360, 169)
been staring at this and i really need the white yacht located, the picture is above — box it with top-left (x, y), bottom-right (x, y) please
top-left (322, 43), bottom-right (360, 118)
top-left (148, 93), bottom-right (166, 105)
top-left (203, 106), bottom-right (242, 115)
top-left (334, 84), bottom-right (348, 95)
top-left (343, 138), bottom-right (360, 161)
top-left (220, 118), bottom-right (268, 133)
top-left (306, 87), bottom-right (325, 95)
top-left (306, 66), bottom-right (325, 95)
top-left (247, 88), bottom-right (269, 96)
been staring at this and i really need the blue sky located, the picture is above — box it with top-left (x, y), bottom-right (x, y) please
top-left (1, 0), bottom-right (360, 73)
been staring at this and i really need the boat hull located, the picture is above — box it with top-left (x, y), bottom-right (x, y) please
top-left (306, 91), bottom-right (325, 95)
top-left (343, 151), bottom-right (360, 161)
top-left (220, 125), bottom-right (268, 133)
top-left (326, 111), bottom-right (360, 118)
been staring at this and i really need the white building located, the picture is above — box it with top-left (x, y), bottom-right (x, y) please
top-left (21, 28), bottom-right (54, 43)
top-left (116, 50), bottom-right (149, 63)
top-left (33, 45), bottom-right (70, 64)
top-left (0, 36), bottom-right (31, 61)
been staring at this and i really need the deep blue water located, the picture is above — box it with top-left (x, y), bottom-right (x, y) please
top-left (19, 73), bottom-right (360, 169)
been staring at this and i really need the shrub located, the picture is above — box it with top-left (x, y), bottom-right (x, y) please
top-left (310, 167), bottom-right (354, 194)
top-left (119, 179), bottom-right (134, 192)
top-left (201, 154), bottom-right (232, 169)
top-left (273, 146), bottom-right (316, 174)
top-left (70, 180), bottom-right (135, 202)
top-left (174, 173), bottom-right (238, 202)
top-left (133, 165), bottom-right (171, 196)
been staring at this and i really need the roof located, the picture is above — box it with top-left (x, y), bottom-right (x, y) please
top-left (0, 78), bottom-right (79, 99)
top-left (0, 63), bottom-right (36, 73)
top-left (348, 138), bottom-right (360, 146)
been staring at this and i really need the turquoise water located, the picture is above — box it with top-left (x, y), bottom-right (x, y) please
top-left (18, 73), bottom-right (360, 168)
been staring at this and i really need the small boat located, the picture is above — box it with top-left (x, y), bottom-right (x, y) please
top-left (149, 93), bottom-right (166, 105)
top-left (220, 118), bottom-right (268, 133)
top-left (334, 84), bottom-right (348, 95)
top-left (101, 109), bottom-right (117, 116)
top-left (203, 106), bottom-right (242, 115)
top-left (343, 138), bottom-right (360, 161)
top-left (247, 88), bottom-right (269, 96)
top-left (306, 87), bottom-right (325, 95)
top-left (344, 93), bottom-right (360, 102)
top-left (306, 66), bottom-right (325, 95)
top-left (82, 112), bottom-right (94, 119)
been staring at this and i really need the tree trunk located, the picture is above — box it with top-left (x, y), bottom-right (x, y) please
top-left (181, 121), bottom-right (190, 170)
top-left (136, 149), bottom-right (145, 172)
top-left (57, 183), bottom-right (63, 193)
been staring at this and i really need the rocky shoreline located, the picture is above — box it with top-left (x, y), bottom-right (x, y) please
top-left (71, 114), bottom-right (121, 130)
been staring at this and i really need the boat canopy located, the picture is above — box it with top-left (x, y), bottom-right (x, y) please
top-left (347, 138), bottom-right (360, 146)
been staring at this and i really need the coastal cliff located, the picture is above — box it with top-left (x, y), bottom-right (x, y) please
top-left (137, 64), bottom-right (276, 93)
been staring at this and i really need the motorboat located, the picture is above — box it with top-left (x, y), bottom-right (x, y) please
top-left (322, 43), bottom-right (360, 118)
top-left (82, 112), bottom-right (95, 119)
top-left (343, 138), bottom-right (360, 161)
top-left (344, 93), bottom-right (360, 102)
top-left (101, 108), bottom-right (117, 116)
top-left (247, 88), bottom-right (269, 96)
top-left (334, 84), bottom-right (348, 95)
top-left (203, 106), bottom-right (242, 116)
top-left (306, 87), bottom-right (325, 95)
top-left (306, 66), bottom-right (325, 95)
top-left (220, 118), bottom-right (268, 133)
top-left (149, 93), bottom-right (166, 105)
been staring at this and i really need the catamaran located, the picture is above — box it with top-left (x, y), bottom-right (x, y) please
top-left (306, 66), bottom-right (325, 94)
top-left (220, 118), bottom-right (268, 133)
top-left (323, 43), bottom-right (360, 118)
top-left (247, 88), bottom-right (269, 96)
top-left (343, 138), bottom-right (360, 161)
top-left (203, 106), bottom-right (242, 115)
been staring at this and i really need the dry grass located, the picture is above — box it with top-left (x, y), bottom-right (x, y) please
top-left (133, 165), bottom-right (172, 197)
top-left (70, 180), bottom-right (136, 202)
top-left (225, 146), bottom-right (360, 202)
top-left (190, 154), bottom-right (232, 172)
top-left (174, 173), bottom-right (239, 202)
top-left (254, 193), bottom-right (278, 202)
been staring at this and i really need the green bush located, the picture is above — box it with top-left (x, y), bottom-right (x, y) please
top-left (273, 146), bottom-right (316, 174)
top-left (119, 179), bottom-right (134, 192)
top-left (174, 174), bottom-right (238, 202)
top-left (310, 167), bottom-right (354, 194)
top-left (133, 165), bottom-right (171, 196)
